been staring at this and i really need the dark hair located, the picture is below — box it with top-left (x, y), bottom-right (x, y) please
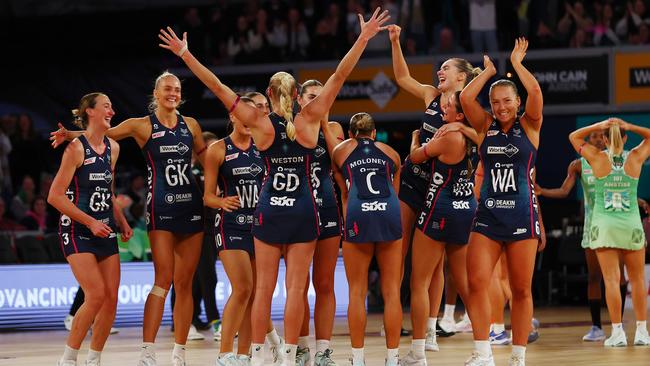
top-left (243, 91), bottom-right (266, 100)
top-left (72, 92), bottom-right (106, 129)
top-left (299, 79), bottom-right (323, 96)
top-left (451, 58), bottom-right (482, 87)
top-left (489, 79), bottom-right (519, 96)
top-left (349, 112), bottom-right (375, 137)
top-left (452, 91), bottom-right (475, 179)
top-left (202, 131), bottom-right (218, 143)
top-left (31, 195), bottom-right (46, 211)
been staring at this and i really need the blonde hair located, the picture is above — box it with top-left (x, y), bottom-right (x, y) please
top-left (148, 71), bottom-right (184, 113)
top-left (72, 92), bottom-right (106, 129)
top-left (349, 112), bottom-right (375, 137)
top-left (269, 72), bottom-right (297, 141)
top-left (608, 124), bottom-right (624, 161)
top-left (451, 58), bottom-right (482, 87)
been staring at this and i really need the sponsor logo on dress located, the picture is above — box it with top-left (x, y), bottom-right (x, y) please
top-left (484, 198), bottom-right (516, 209)
top-left (324, 221), bottom-right (338, 228)
top-left (225, 153), bottom-right (239, 161)
top-left (513, 228), bottom-right (528, 235)
top-left (159, 143), bottom-right (190, 155)
top-left (84, 157), bottom-right (96, 165)
top-left (152, 131), bottom-right (166, 139)
top-left (422, 123), bottom-right (437, 133)
top-left (89, 171), bottom-right (113, 184)
top-left (487, 130), bottom-right (499, 136)
top-left (164, 192), bottom-right (193, 204)
top-left (314, 145), bottom-right (327, 158)
top-left (487, 144), bottom-right (519, 157)
top-left (191, 215), bottom-right (202, 221)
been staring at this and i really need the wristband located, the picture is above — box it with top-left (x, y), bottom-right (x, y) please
top-left (177, 43), bottom-right (188, 57)
top-left (228, 96), bottom-right (240, 113)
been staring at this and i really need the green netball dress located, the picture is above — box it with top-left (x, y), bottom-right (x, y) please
top-left (580, 157), bottom-right (596, 248)
top-left (589, 154), bottom-right (646, 250)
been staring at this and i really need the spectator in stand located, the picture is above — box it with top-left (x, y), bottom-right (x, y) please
top-left (286, 7), bottom-right (310, 60)
top-left (253, 9), bottom-right (273, 62)
top-left (206, 3), bottom-right (233, 65)
top-left (178, 8), bottom-right (206, 61)
top-left (10, 113), bottom-right (43, 190)
top-left (124, 174), bottom-right (145, 207)
top-left (570, 27), bottom-right (591, 47)
top-left (11, 175), bottom-right (35, 221)
top-left (323, 2), bottom-right (348, 58)
top-left (0, 116), bottom-right (12, 197)
top-left (434, 26), bottom-right (466, 54)
top-left (227, 16), bottom-right (263, 64)
top-left (346, 0), bottom-right (365, 46)
top-left (312, 16), bottom-right (338, 60)
top-left (616, 0), bottom-right (650, 40)
top-left (19, 195), bottom-right (48, 232)
top-left (631, 20), bottom-right (650, 44)
top-left (400, 0), bottom-right (433, 54)
top-left (558, 1), bottom-right (594, 46)
top-left (366, 0), bottom-right (392, 56)
top-left (594, 2), bottom-right (621, 46)
top-left (470, 0), bottom-right (498, 52)
top-left (0, 197), bottom-right (24, 232)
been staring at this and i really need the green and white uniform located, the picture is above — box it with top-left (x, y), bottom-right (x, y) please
top-left (580, 157), bottom-right (596, 248)
top-left (589, 153), bottom-right (646, 250)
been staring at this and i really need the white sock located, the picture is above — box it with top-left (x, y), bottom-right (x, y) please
top-left (86, 349), bottom-right (101, 362)
top-left (386, 348), bottom-right (399, 363)
top-left (61, 345), bottom-right (79, 361)
top-left (511, 345), bottom-right (526, 359)
top-left (637, 320), bottom-right (647, 332)
top-left (172, 343), bottom-right (186, 359)
top-left (612, 323), bottom-right (623, 332)
top-left (266, 328), bottom-right (281, 345)
top-left (411, 339), bottom-right (425, 358)
top-left (474, 340), bottom-right (491, 357)
top-left (251, 343), bottom-right (264, 366)
top-left (493, 323), bottom-right (505, 334)
top-left (283, 344), bottom-right (297, 365)
top-left (443, 304), bottom-right (456, 320)
top-left (316, 339), bottom-right (330, 353)
top-left (298, 336), bottom-right (310, 349)
top-left (427, 317), bottom-right (437, 331)
top-left (351, 347), bottom-right (364, 363)
top-left (463, 312), bottom-right (471, 322)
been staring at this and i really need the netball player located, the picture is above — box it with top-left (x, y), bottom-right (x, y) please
top-left (158, 8), bottom-right (390, 365)
top-left (51, 72), bottom-right (209, 366)
top-left (331, 113), bottom-right (402, 366)
top-left (460, 38), bottom-right (543, 366)
top-left (49, 93), bottom-right (132, 366)
top-left (569, 118), bottom-right (650, 347)
top-left (388, 24), bottom-right (480, 342)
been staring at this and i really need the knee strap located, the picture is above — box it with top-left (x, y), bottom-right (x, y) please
top-left (149, 285), bottom-right (168, 298)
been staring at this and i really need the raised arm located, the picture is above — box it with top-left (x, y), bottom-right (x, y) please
top-left (511, 38), bottom-right (543, 130)
top-left (48, 140), bottom-right (112, 238)
top-left (569, 120), bottom-right (611, 162)
top-left (203, 140), bottom-right (240, 212)
top-left (434, 122), bottom-right (480, 145)
top-left (388, 25), bottom-right (438, 105)
top-left (460, 55), bottom-right (495, 136)
top-left (301, 8), bottom-right (390, 123)
top-left (538, 159), bottom-right (580, 199)
top-left (51, 118), bottom-right (146, 148)
top-left (158, 27), bottom-right (264, 133)
top-left (616, 118), bottom-right (650, 163)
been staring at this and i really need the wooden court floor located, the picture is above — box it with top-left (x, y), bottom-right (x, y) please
top-left (1, 307), bottom-right (648, 365)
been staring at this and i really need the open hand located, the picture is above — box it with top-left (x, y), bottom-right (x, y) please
top-left (218, 196), bottom-right (241, 212)
top-left (50, 123), bottom-right (68, 148)
top-left (434, 122), bottom-right (464, 139)
top-left (158, 26), bottom-right (189, 57)
top-left (510, 37), bottom-right (528, 65)
top-left (358, 7), bottom-right (391, 42)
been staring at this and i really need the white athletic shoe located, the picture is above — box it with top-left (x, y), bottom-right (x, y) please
top-left (269, 337), bottom-right (284, 366)
top-left (634, 327), bottom-right (650, 346)
top-left (582, 326), bottom-right (606, 342)
top-left (464, 352), bottom-right (495, 366)
top-left (57, 360), bottom-right (76, 366)
top-left (455, 315), bottom-right (473, 333)
top-left (84, 358), bottom-right (100, 366)
top-left (384, 359), bottom-right (399, 366)
top-left (400, 351), bottom-right (427, 365)
top-left (508, 355), bottom-right (525, 366)
top-left (604, 328), bottom-right (627, 347)
top-left (296, 346), bottom-right (311, 366)
top-left (425, 328), bottom-right (439, 352)
top-left (349, 359), bottom-right (365, 366)
top-left (171, 354), bottom-right (186, 366)
top-left (237, 354), bottom-right (252, 365)
top-left (215, 353), bottom-right (240, 366)
top-left (314, 349), bottom-right (337, 366)
top-left (438, 317), bottom-right (456, 333)
top-left (187, 324), bottom-right (205, 341)
top-left (64, 315), bottom-right (74, 331)
top-left (138, 346), bottom-right (157, 366)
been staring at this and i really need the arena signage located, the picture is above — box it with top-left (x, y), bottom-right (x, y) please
top-left (509, 54), bottom-right (609, 105)
top-left (0, 260), bottom-right (349, 329)
top-left (615, 52), bottom-right (650, 104)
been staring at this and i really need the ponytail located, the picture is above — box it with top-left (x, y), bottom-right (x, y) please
top-left (608, 124), bottom-right (624, 161)
top-left (269, 72), bottom-right (297, 141)
top-left (72, 92), bottom-right (105, 129)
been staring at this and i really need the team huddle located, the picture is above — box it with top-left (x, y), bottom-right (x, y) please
top-left (47, 7), bottom-right (649, 366)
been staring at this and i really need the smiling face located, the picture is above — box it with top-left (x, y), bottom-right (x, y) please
top-left (86, 94), bottom-right (115, 130)
top-left (489, 84), bottom-right (520, 124)
top-left (153, 75), bottom-right (182, 112)
top-left (437, 59), bottom-right (466, 92)
top-left (441, 93), bottom-right (464, 123)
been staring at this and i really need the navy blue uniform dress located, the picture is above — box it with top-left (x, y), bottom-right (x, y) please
top-left (311, 130), bottom-right (342, 240)
top-left (416, 151), bottom-right (478, 245)
top-left (215, 136), bottom-right (264, 255)
top-left (59, 135), bottom-right (118, 257)
top-left (142, 114), bottom-right (203, 233)
top-left (473, 119), bottom-right (540, 241)
top-left (399, 97), bottom-right (444, 212)
top-left (342, 138), bottom-right (402, 243)
top-left (252, 113), bottom-right (320, 244)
